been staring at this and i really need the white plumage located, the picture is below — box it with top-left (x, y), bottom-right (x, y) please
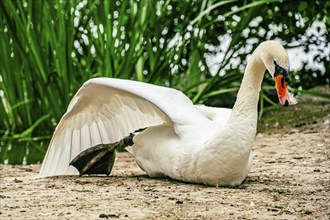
top-left (38, 41), bottom-right (294, 186)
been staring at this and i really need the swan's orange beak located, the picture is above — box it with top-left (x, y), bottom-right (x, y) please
top-left (275, 75), bottom-right (290, 106)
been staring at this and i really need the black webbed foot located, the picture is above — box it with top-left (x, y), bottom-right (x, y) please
top-left (70, 143), bottom-right (117, 176)
top-left (70, 134), bottom-right (135, 176)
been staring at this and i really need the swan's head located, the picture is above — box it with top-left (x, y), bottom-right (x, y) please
top-left (259, 41), bottom-right (297, 106)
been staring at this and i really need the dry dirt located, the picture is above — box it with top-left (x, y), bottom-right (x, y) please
top-left (1, 92), bottom-right (329, 220)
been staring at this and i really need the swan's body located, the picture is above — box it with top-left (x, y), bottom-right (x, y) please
top-left (38, 41), bottom-right (294, 186)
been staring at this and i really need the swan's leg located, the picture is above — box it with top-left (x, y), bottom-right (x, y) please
top-left (70, 134), bottom-right (134, 176)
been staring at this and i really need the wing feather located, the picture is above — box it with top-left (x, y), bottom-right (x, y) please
top-left (80, 124), bottom-right (91, 151)
top-left (58, 130), bottom-right (72, 173)
top-left (97, 120), bottom-right (110, 143)
top-left (71, 129), bottom-right (81, 162)
top-left (90, 122), bottom-right (101, 146)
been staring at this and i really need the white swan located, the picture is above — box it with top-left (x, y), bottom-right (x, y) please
top-left (37, 41), bottom-right (295, 186)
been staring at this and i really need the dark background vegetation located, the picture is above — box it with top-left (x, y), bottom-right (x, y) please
top-left (0, 0), bottom-right (329, 164)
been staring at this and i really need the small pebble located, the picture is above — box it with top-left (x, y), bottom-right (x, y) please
top-left (304, 209), bottom-right (313, 215)
top-left (267, 208), bottom-right (279, 212)
top-left (176, 200), bottom-right (183, 204)
top-left (144, 187), bottom-right (152, 192)
top-left (99, 214), bottom-right (108, 218)
top-left (293, 156), bottom-right (303, 160)
top-left (14, 178), bottom-right (23, 183)
top-left (99, 213), bottom-right (120, 218)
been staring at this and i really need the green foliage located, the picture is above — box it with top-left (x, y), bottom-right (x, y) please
top-left (0, 0), bottom-right (329, 164)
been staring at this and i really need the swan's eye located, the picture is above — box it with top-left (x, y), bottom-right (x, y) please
top-left (274, 60), bottom-right (289, 82)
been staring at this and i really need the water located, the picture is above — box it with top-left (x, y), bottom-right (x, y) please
top-left (0, 140), bottom-right (48, 165)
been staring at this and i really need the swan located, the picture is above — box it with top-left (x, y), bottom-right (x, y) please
top-left (37, 40), bottom-right (296, 187)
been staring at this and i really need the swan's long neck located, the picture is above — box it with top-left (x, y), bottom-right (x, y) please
top-left (229, 52), bottom-right (266, 136)
top-left (205, 52), bottom-right (267, 168)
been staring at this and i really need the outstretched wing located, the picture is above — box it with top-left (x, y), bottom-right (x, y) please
top-left (37, 78), bottom-right (210, 178)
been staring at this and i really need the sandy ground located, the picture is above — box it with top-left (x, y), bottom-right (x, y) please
top-left (1, 92), bottom-right (329, 219)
